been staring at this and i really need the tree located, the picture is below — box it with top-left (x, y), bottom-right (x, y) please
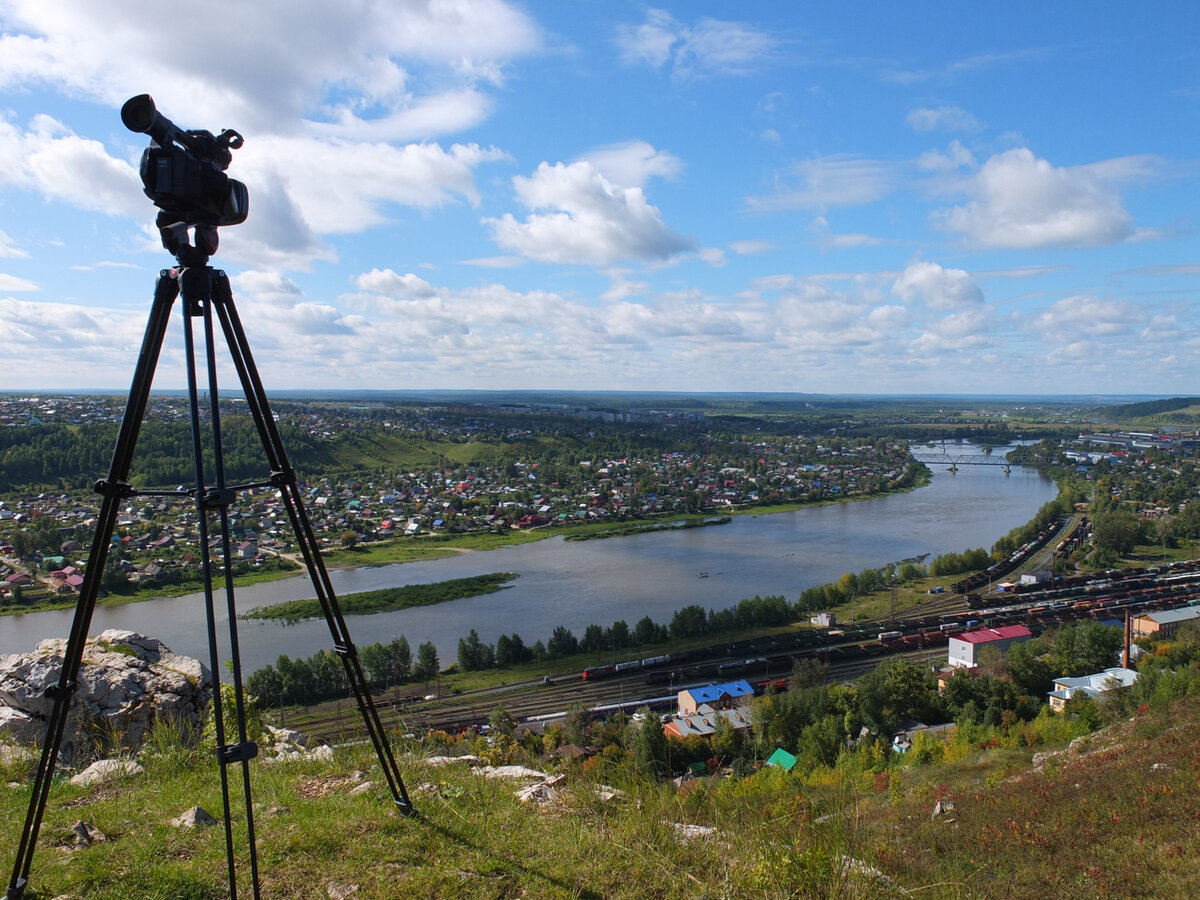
top-left (606, 620), bottom-right (631, 651)
top-left (1006, 639), bottom-right (1054, 696)
top-left (790, 656), bottom-right (829, 691)
top-left (387, 636), bottom-right (412, 685)
top-left (634, 615), bottom-right (663, 646)
top-left (710, 714), bottom-right (744, 764)
top-left (632, 707), bottom-right (670, 778)
top-left (457, 629), bottom-right (493, 671)
top-left (414, 642), bottom-right (439, 683)
top-left (580, 623), bottom-right (605, 653)
top-left (1048, 621), bottom-right (1123, 677)
top-left (358, 642), bottom-right (386, 687)
top-left (799, 714), bottom-right (845, 769)
top-left (561, 703), bottom-right (591, 746)
top-left (489, 704), bottom-right (515, 741)
top-left (547, 626), bottom-right (579, 658)
top-left (1091, 509), bottom-right (1143, 556)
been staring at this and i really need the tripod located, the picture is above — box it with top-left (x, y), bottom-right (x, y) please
top-left (5, 224), bottom-right (414, 900)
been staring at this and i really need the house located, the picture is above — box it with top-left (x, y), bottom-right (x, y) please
top-left (677, 679), bottom-right (755, 716)
top-left (662, 704), bottom-right (753, 739)
top-left (947, 624), bottom-right (1032, 669)
top-left (1132, 607), bottom-right (1200, 639)
top-left (237, 541), bottom-right (258, 559)
top-left (1048, 667), bottom-right (1138, 711)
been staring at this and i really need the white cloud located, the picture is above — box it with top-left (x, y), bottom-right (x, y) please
top-left (484, 160), bottom-right (696, 265)
top-left (0, 114), bottom-right (144, 217)
top-left (0, 296), bottom-right (153, 386)
top-left (616, 9), bottom-right (776, 79)
top-left (0, 1), bottom-right (534, 272)
top-left (0, 274), bottom-right (37, 291)
top-left (906, 105), bottom-right (982, 133)
top-left (810, 216), bottom-right (886, 250)
top-left (354, 269), bottom-right (440, 300)
top-left (579, 141), bottom-right (683, 189)
top-left (1031, 294), bottom-right (1143, 338)
top-left (917, 140), bottom-right (976, 173)
top-left (0, 0), bottom-right (541, 138)
top-left (600, 268), bottom-right (649, 302)
top-left (728, 240), bottom-right (775, 255)
top-left (460, 255), bottom-right (525, 268)
top-left (747, 155), bottom-right (894, 213)
top-left (891, 261), bottom-right (982, 310)
top-left (0, 230), bottom-right (29, 258)
top-left (933, 148), bottom-right (1150, 249)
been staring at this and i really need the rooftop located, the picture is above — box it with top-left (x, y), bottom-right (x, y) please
top-left (957, 624), bottom-right (1033, 645)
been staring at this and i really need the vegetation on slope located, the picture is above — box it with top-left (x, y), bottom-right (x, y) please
top-left (5, 675), bottom-right (1200, 899)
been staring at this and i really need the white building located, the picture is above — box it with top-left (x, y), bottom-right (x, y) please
top-left (1048, 667), bottom-right (1138, 711)
top-left (947, 624), bottom-right (1033, 669)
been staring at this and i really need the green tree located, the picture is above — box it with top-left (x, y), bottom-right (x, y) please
top-left (1006, 639), bottom-right (1054, 696)
top-left (414, 642), bottom-right (439, 683)
top-left (547, 626), bottom-right (578, 658)
top-left (489, 704), bottom-right (515, 741)
top-left (1091, 508), bottom-right (1143, 556)
top-left (632, 707), bottom-right (670, 778)
top-left (387, 636), bottom-right (412, 685)
top-left (710, 714), bottom-right (744, 764)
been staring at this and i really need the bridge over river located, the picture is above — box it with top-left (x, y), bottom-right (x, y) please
top-left (911, 446), bottom-right (1013, 472)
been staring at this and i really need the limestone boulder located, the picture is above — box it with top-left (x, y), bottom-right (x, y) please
top-left (0, 630), bottom-right (211, 763)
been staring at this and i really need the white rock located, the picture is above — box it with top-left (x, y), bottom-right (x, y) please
top-left (516, 782), bottom-right (559, 804)
top-left (71, 758), bottom-right (145, 786)
top-left (471, 765), bottom-right (549, 781)
top-left (0, 631), bottom-right (210, 763)
top-left (669, 822), bottom-right (716, 841)
top-left (426, 754), bottom-right (480, 767)
top-left (171, 805), bottom-right (218, 828)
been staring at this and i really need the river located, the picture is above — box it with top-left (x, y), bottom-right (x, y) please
top-left (0, 444), bottom-right (1056, 671)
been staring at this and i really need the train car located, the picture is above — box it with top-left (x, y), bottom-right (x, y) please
top-left (877, 630), bottom-right (903, 642)
top-left (582, 665), bottom-right (616, 681)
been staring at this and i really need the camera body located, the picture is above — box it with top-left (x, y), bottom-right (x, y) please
top-left (123, 94), bottom-right (248, 228)
top-left (138, 143), bottom-right (248, 226)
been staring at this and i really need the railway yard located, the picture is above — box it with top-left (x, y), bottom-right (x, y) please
top-left (292, 547), bottom-right (1200, 744)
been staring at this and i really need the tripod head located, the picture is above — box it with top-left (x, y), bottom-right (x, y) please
top-left (122, 94), bottom-right (249, 265)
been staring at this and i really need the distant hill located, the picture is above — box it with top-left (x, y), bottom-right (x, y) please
top-left (1100, 396), bottom-right (1200, 423)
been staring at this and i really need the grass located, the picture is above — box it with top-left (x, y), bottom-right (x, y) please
top-left (7, 690), bottom-right (1200, 899)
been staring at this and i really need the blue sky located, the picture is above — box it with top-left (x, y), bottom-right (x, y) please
top-left (0, 1), bottom-right (1196, 395)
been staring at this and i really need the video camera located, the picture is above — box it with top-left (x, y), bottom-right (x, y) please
top-left (121, 94), bottom-right (248, 228)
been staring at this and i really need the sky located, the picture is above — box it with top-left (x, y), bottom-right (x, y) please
top-left (0, 1), bottom-right (1197, 396)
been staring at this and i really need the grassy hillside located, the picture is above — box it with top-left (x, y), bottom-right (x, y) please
top-left (1100, 396), bottom-right (1200, 425)
top-left (4, 691), bottom-right (1200, 899)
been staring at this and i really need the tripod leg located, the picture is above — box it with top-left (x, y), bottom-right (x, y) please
top-left (5, 271), bottom-right (180, 900)
top-left (208, 269), bottom-right (414, 815)
top-left (178, 265), bottom-right (260, 900)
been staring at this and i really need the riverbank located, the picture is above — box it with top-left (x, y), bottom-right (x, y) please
top-left (0, 449), bottom-right (1055, 671)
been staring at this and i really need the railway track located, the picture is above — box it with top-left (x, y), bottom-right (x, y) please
top-left (287, 558), bottom-right (1200, 744)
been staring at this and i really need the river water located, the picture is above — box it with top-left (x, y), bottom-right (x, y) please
top-left (0, 445), bottom-right (1055, 671)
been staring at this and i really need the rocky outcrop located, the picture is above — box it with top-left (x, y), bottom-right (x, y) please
top-left (0, 630), bottom-right (211, 763)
